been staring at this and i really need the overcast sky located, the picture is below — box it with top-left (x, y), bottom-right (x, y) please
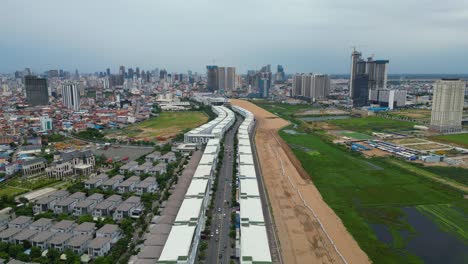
top-left (1, 0), bottom-right (467, 74)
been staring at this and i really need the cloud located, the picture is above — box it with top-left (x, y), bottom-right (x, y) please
top-left (0, 0), bottom-right (467, 74)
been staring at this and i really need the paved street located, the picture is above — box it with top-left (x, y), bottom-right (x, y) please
top-left (206, 117), bottom-right (242, 264)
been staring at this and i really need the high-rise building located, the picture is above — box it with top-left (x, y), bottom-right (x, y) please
top-left (258, 72), bottom-right (271, 98)
top-left (430, 79), bottom-right (465, 133)
top-left (226, 67), bottom-right (236, 92)
top-left (275, 65), bottom-right (286, 83)
top-left (292, 73), bottom-right (330, 100)
top-left (25, 75), bottom-right (48, 106)
top-left (370, 89), bottom-right (406, 109)
top-left (106, 68), bottom-right (111, 76)
top-left (349, 49), bottom-right (362, 96)
top-left (128, 68), bottom-right (134, 79)
top-left (136, 67), bottom-right (140, 79)
top-left (119, 66), bottom-right (126, 77)
top-left (40, 116), bottom-right (53, 131)
top-left (62, 83), bottom-right (80, 111)
top-left (367, 59), bottom-right (389, 90)
top-left (352, 74), bottom-right (369, 107)
top-left (217, 67), bottom-right (226, 92)
top-left (206, 65), bottom-right (218, 92)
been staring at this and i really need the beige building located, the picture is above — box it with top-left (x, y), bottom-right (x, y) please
top-left (430, 79), bottom-right (466, 133)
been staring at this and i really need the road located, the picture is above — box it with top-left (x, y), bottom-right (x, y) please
top-left (206, 117), bottom-right (242, 264)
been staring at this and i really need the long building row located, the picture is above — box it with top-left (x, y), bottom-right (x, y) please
top-left (232, 105), bottom-right (272, 264)
top-left (155, 106), bottom-right (235, 263)
top-left (184, 106), bottom-right (235, 143)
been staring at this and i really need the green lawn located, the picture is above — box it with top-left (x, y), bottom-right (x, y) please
top-left (279, 128), bottom-right (467, 263)
top-left (329, 116), bottom-right (415, 134)
top-left (337, 131), bottom-right (373, 140)
top-left (107, 111), bottom-right (208, 140)
top-left (431, 133), bottom-right (468, 148)
top-left (0, 186), bottom-right (28, 197)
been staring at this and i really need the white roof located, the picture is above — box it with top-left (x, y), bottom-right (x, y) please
top-left (238, 139), bottom-right (251, 146)
top-left (241, 224), bottom-right (272, 264)
top-left (207, 138), bottom-right (220, 146)
top-left (193, 164), bottom-right (213, 179)
top-left (185, 179), bottom-right (209, 197)
top-left (239, 154), bottom-right (254, 165)
top-left (175, 197), bottom-right (203, 223)
top-left (239, 164), bottom-right (256, 178)
top-left (199, 154), bottom-right (216, 165)
top-left (204, 145), bottom-right (218, 154)
top-left (240, 197), bottom-right (264, 223)
top-left (238, 146), bottom-right (252, 154)
top-left (240, 178), bottom-right (260, 197)
top-left (158, 224), bottom-right (196, 262)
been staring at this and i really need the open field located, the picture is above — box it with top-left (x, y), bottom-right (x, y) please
top-left (431, 133), bottom-right (468, 148)
top-left (391, 109), bottom-right (432, 120)
top-left (0, 186), bottom-right (27, 197)
top-left (388, 138), bottom-right (426, 145)
top-left (279, 130), bottom-right (468, 263)
top-left (0, 177), bottom-right (62, 198)
top-left (232, 99), bottom-right (370, 264)
top-left (335, 130), bottom-right (373, 140)
top-left (329, 116), bottom-right (414, 134)
top-left (106, 111), bottom-right (208, 141)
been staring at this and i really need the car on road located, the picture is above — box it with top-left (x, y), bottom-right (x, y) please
top-left (218, 208), bottom-right (221, 212)
top-left (215, 229), bottom-right (219, 235)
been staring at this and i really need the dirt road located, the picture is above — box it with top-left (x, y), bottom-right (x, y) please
top-left (231, 99), bottom-right (370, 264)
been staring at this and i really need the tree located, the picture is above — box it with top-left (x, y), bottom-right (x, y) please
top-left (30, 246), bottom-right (42, 259)
top-left (77, 214), bottom-right (93, 224)
top-left (120, 218), bottom-right (134, 236)
top-left (16, 252), bottom-right (30, 262)
top-left (63, 249), bottom-right (80, 264)
top-left (46, 248), bottom-right (60, 262)
top-left (8, 244), bottom-right (24, 258)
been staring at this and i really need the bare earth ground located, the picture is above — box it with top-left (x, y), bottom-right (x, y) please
top-left (231, 99), bottom-right (370, 264)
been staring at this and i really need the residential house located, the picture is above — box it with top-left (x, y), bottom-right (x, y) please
top-left (159, 152), bottom-right (176, 163)
top-left (134, 162), bottom-right (153, 175)
top-left (28, 218), bottom-right (53, 231)
top-left (113, 196), bottom-right (142, 220)
top-left (66, 235), bottom-right (92, 255)
top-left (33, 190), bottom-right (69, 215)
top-left (145, 151), bottom-right (161, 163)
top-left (73, 222), bottom-right (96, 236)
top-left (96, 224), bottom-right (122, 244)
top-left (0, 228), bottom-right (21, 243)
top-left (148, 162), bottom-right (167, 175)
top-left (12, 229), bottom-right (38, 245)
top-left (73, 193), bottom-right (104, 216)
top-left (119, 161), bottom-right (138, 174)
top-left (101, 175), bottom-right (125, 190)
top-left (49, 233), bottom-right (74, 251)
top-left (92, 195), bottom-right (122, 218)
top-left (31, 231), bottom-right (55, 250)
top-left (21, 157), bottom-right (47, 178)
top-left (53, 192), bottom-right (86, 214)
top-left (84, 174), bottom-right (108, 189)
top-left (50, 220), bottom-right (76, 233)
top-left (135, 177), bottom-right (158, 195)
top-left (8, 216), bottom-right (32, 229)
top-left (88, 237), bottom-right (112, 258)
top-left (117, 176), bottom-right (140, 194)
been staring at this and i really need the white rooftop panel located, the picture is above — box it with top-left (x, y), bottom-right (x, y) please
top-left (239, 165), bottom-right (256, 178)
top-left (199, 154), bottom-right (216, 165)
top-left (239, 154), bottom-right (254, 165)
top-left (241, 224), bottom-right (272, 264)
top-left (185, 179), bottom-right (209, 197)
top-left (240, 178), bottom-right (260, 197)
top-left (193, 164), bottom-right (213, 179)
top-left (158, 224), bottom-right (196, 263)
top-left (240, 197), bottom-right (264, 223)
top-left (175, 198), bottom-right (203, 223)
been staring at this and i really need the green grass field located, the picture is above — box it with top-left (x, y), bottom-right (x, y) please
top-left (0, 186), bottom-right (28, 197)
top-left (329, 116), bottom-right (415, 134)
top-left (337, 131), bottom-right (373, 140)
top-left (107, 111), bottom-right (208, 140)
top-left (431, 133), bottom-right (468, 148)
top-left (279, 128), bottom-right (467, 263)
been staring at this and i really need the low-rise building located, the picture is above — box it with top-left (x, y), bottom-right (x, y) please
top-left (101, 175), bottom-right (125, 190)
top-left (21, 158), bottom-right (47, 178)
top-left (8, 216), bottom-right (32, 229)
top-left (113, 196), bottom-right (141, 220)
top-left (145, 151), bottom-right (161, 163)
top-left (28, 218), bottom-right (53, 231)
top-left (50, 220), bottom-right (76, 233)
top-left (96, 224), bottom-right (121, 244)
top-left (148, 163), bottom-right (167, 175)
top-left (117, 176), bottom-right (140, 194)
top-left (66, 234), bottom-right (92, 255)
top-left (84, 174), bottom-right (109, 189)
top-left (49, 232), bottom-right (74, 251)
top-left (31, 231), bottom-right (55, 250)
top-left (88, 237), bottom-right (112, 258)
top-left (159, 152), bottom-right (176, 163)
top-left (46, 150), bottom-right (95, 179)
top-left (135, 177), bottom-right (158, 195)
top-left (12, 229), bottom-right (38, 245)
top-left (73, 222), bottom-right (96, 236)
top-left (0, 228), bottom-right (22, 243)
top-left (119, 161), bottom-right (138, 174)
top-left (92, 195), bottom-right (122, 218)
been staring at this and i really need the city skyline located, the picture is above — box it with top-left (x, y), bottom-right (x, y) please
top-left (1, 0), bottom-right (468, 74)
